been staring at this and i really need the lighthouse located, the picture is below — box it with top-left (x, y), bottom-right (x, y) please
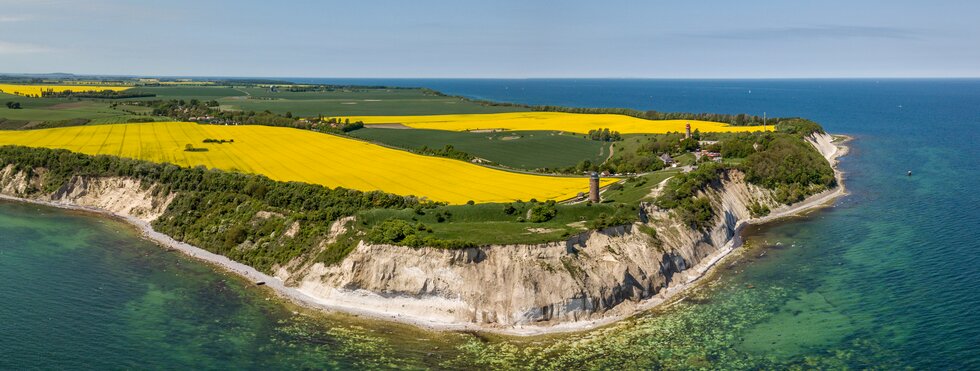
top-left (685, 122), bottom-right (692, 139)
top-left (589, 172), bottom-right (600, 203)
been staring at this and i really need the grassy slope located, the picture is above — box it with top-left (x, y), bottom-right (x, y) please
top-left (348, 128), bottom-right (609, 170)
top-left (352, 166), bottom-right (684, 245)
top-left (610, 134), bottom-right (697, 165)
top-left (356, 202), bottom-right (632, 245)
top-left (601, 170), bottom-right (681, 204)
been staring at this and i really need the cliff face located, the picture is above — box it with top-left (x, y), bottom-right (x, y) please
top-left (277, 134), bottom-right (842, 330)
top-left (806, 132), bottom-right (839, 162)
top-left (276, 169), bottom-right (779, 328)
top-left (0, 164), bottom-right (174, 223)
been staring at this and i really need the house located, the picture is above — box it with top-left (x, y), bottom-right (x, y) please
top-left (701, 150), bottom-right (723, 161)
top-left (659, 153), bottom-right (675, 165)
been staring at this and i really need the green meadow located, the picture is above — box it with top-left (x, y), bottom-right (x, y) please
top-left (348, 128), bottom-right (610, 170)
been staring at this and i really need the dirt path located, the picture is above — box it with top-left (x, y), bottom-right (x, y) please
top-left (366, 123), bottom-right (412, 129)
top-left (646, 177), bottom-right (673, 199)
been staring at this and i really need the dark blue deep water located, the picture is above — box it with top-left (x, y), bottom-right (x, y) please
top-left (2, 79), bottom-right (979, 369)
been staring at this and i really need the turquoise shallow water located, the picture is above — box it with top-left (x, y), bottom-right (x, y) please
top-left (0, 202), bottom-right (474, 369)
top-left (2, 79), bottom-right (979, 369)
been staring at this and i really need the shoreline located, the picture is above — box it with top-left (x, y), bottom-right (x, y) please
top-left (0, 135), bottom-right (850, 337)
top-left (487, 134), bottom-right (852, 335)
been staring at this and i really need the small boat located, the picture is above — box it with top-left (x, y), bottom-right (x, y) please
top-left (907, 170), bottom-right (912, 176)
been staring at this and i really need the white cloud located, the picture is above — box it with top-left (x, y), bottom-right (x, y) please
top-left (0, 41), bottom-right (52, 54)
top-left (0, 15), bottom-right (31, 22)
top-left (678, 25), bottom-right (922, 41)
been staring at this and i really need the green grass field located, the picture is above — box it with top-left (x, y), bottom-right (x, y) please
top-left (126, 86), bottom-right (247, 100)
top-left (355, 202), bottom-right (632, 245)
top-left (1, 92), bottom-right (75, 109)
top-left (363, 168), bottom-right (680, 246)
top-left (350, 166), bottom-right (685, 246)
top-left (0, 94), bottom-right (155, 128)
top-left (611, 135), bottom-right (651, 156)
top-left (610, 134), bottom-right (697, 166)
top-left (348, 128), bottom-right (610, 170)
top-left (601, 169), bottom-right (680, 204)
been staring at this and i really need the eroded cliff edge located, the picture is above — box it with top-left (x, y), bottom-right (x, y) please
top-left (279, 132), bottom-right (847, 333)
top-left (0, 132), bottom-right (847, 335)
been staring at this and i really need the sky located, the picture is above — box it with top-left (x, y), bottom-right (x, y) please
top-left (1, 0), bottom-right (979, 78)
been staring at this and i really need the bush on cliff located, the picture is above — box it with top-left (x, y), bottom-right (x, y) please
top-left (527, 200), bottom-right (558, 223)
top-left (366, 219), bottom-right (475, 249)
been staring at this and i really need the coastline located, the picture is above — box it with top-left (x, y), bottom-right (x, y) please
top-left (485, 134), bottom-right (852, 335)
top-left (0, 135), bottom-right (850, 337)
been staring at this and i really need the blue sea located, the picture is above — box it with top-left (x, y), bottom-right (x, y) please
top-left (1, 79), bottom-right (978, 369)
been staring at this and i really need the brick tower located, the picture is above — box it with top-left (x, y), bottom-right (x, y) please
top-left (589, 172), bottom-right (600, 203)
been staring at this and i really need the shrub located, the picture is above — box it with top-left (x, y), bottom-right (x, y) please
top-left (677, 197), bottom-right (714, 229)
top-left (366, 220), bottom-right (421, 244)
top-left (586, 208), bottom-right (635, 230)
top-left (775, 119), bottom-right (825, 136)
top-left (365, 219), bottom-right (474, 249)
top-left (527, 200), bottom-right (558, 223)
top-left (748, 201), bottom-right (770, 217)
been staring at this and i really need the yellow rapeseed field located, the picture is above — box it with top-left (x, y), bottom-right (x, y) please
top-left (0, 122), bottom-right (614, 204)
top-left (348, 112), bottom-right (771, 134)
top-left (0, 84), bottom-right (130, 97)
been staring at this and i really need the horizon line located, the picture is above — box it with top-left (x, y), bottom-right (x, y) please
top-left (2, 72), bottom-right (980, 80)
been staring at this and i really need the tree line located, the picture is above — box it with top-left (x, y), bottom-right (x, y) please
top-left (588, 128), bottom-right (622, 141)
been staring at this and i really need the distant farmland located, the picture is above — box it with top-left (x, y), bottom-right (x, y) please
top-left (349, 128), bottom-right (610, 170)
top-left (349, 112), bottom-right (773, 134)
top-left (0, 84), bottom-right (130, 97)
top-left (125, 86), bottom-right (527, 116)
top-left (0, 122), bottom-right (613, 203)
